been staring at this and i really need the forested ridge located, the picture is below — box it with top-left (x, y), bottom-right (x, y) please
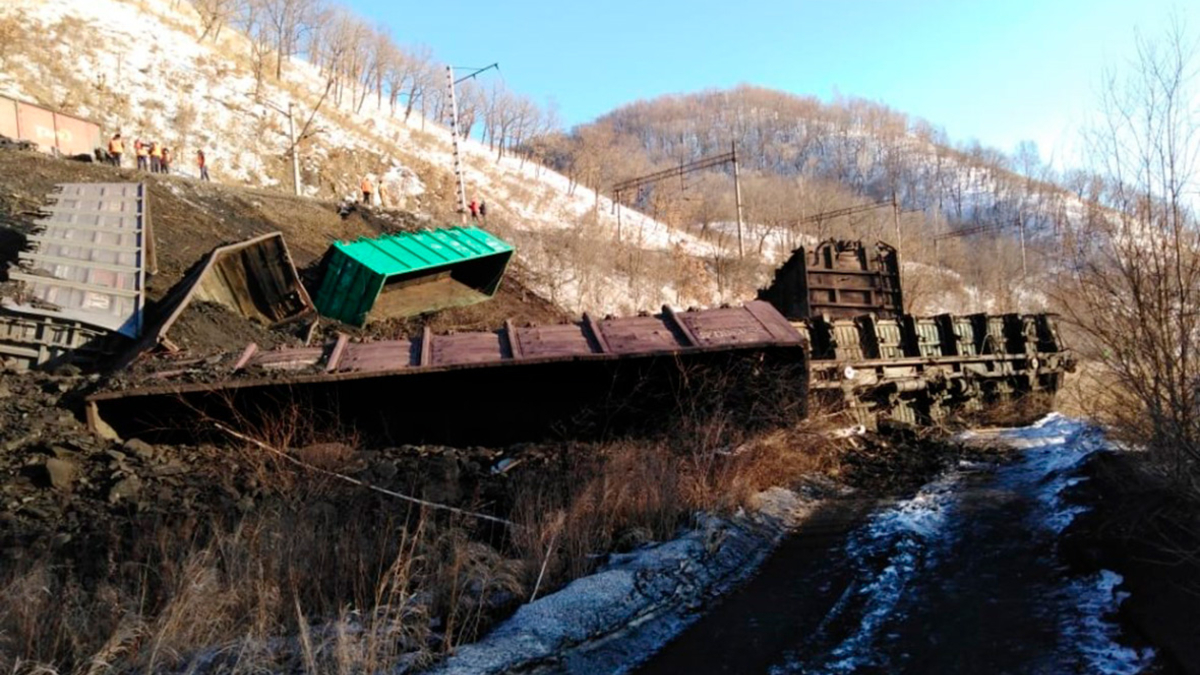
top-left (555, 85), bottom-right (1084, 235)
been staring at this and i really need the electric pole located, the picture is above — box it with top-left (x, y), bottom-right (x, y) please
top-left (258, 97), bottom-right (302, 196)
top-left (446, 63), bottom-right (499, 224)
top-left (446, 66), bottom-right (467, 222)
top-left (287, 102), bottom-right (300, 197)
top-left (891, 190), bottom-right (901, 258)
top-left (612, 143), bottom-right (746, 258)
top-left (733, 141), bottom-right (745, 259)
top-left (1018, 212), bottom-right (1028, 279)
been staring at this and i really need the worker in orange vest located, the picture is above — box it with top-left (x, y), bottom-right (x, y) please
top-left (135, 139), bottom-right (149, 171)
top-left (150, 141), bottom-right (163, 173)
top-left (468, 199), bottom-right (478, 219)
top-left (361, 175), bottom-right (373, 205)
top-left (107, 133), bottom-right (124, 167)
top-left (196, 149), bottom-right (210, 181)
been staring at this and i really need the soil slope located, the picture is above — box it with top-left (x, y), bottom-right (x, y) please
top-left (0, 146), bottom-right (566, 360)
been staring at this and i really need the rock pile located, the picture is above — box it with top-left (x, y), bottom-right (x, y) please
top-left (0, 367), bottom-right (535, 561)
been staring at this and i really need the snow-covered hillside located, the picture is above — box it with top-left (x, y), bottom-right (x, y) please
top-left (0, 0), bottom-right (760, 316)
top-left (0, 0), bottom-right (1060, 318)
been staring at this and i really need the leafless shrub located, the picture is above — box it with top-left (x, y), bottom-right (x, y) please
top-left (1055, 18), bottom-right (1200, 493)
top-left (509, 353), bottom-right (816, 594)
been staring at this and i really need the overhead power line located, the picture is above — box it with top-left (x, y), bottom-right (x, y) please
top-left (612, 151), bottom-right (735, 195)
top-left (611, 145), bottom-right (746, 257)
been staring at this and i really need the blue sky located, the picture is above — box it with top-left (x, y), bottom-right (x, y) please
top-left (348, 0), bottom-right (1185, 167)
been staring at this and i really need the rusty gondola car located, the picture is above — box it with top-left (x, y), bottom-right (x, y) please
top-left (86, 237), bottom-right (1071, 443)
top-left (759, 239), bottom-right (1073, 426)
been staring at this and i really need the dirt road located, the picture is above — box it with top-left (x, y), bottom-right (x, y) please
top-left (636, 416), bottom-right (1167, 675)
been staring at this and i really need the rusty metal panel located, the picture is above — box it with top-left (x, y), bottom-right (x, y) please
top-left (759, 239), bottom-right (903, 320)
top-left (207, 301), bottom-right (802, 378)
top-left (16, 101), bottom-right (58, 152)
top-left (182, 232), bottom-right (311, 324)
top-left (0, 98), bottom-right (17, 140)
top-left (0, 311), bottom-right (121, 370)
top-left (512, 324), bottom-right (593, 358)
top-left (253, 346), bottom-right (324, 371)
top-left (2, 183), bottom-right (148, 338)
top-left (678, 305), bottom-right (803, 346)
top-left (86, 302), bottom-right (809, 445)
top-left (112, 232), bottom-right (309, 367)
top-left (432, 331), bottom-right (507, 366)
top-left (598, 316), bottom-right (684, 354)
top-left (51, 111), bottom-right (100, 156)
top-left (334, 341), bottom-right (412, 373)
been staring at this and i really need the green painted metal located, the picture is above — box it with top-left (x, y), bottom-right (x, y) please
top-left (314, 227), bottom-right (514, 326)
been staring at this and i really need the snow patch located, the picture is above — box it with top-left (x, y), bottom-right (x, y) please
top-left (791, 472), bottom-right (963, 674)
top-left (1056, 570), bottom-right (1157, 675)
top-left (431, 487), bottom-right (812, 675)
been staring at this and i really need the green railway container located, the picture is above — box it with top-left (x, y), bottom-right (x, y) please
top-left (313, 227), bottom-right (514, 327)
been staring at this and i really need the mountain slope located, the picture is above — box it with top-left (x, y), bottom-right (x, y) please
top-left (0, 0), bottom-right (756, 317)
top-left (553, 86), bottom-right (1094, 313)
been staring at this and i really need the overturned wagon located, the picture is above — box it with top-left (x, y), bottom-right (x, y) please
top-left (85, 238), bottom-right (1072, 444)
top-left (0, 182), bottom-right (153, 370)
top-left (801, 312), bottom-right (1070, 426)
top-left (86, 302), bottom-right (809, 445)
top-left (314, 227), bottom-right (513, 326)
top-left (760, 239), bottom-right (1073, 426)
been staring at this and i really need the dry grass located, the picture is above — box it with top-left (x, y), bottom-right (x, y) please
top-left (1, 356), bottom-right (824, 673)
top-left (507, 421), bottom-right (839, 594)
top-left (0, 481), bottom-right (524, 674)
top-left (507, 356), bottom-right (833, 596)
top-left (0, 12), bottom-right (28, 66)
top-left (0, 422), bottom-right (835, 674)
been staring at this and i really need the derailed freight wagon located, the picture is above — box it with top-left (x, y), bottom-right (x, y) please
top-left (87, 302), bottom-right (810, 446)
top-left (86, 238), bottom-right (1072, 443)
top-left (759, 239), bottom-right (1073, 426)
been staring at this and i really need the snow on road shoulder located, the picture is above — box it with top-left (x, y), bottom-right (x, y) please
top-left (1056, 569), bottom-right (1156, 674)
top-left (429, 488), bottom-right (812, 675)
top-left (988, 414), bottom-right (1156, 673)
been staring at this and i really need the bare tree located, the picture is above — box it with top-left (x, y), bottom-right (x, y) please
top-left (192, 0), bottom-right (241, 42)
top-left (234, 0), bottom-right (272, 94)
top-left (1058, 18), bottom-right (1200, 486)
top-left (261, 0), bottom-right (320, 79)
top-left (403, 46), bottom-right (434, 122)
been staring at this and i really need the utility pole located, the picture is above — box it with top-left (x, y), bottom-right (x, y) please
top-left (1017, 212), bottom-right (1028, 279)
top-left (258, 97), bottom-right (302, 196)
top-left (446, 66), bottom-right (467, 222)
top-left (891, 190), bottom-right (901, 258)
top-left (446, 63), bottom-right (499, 224)
top-left (934, 202), bottom-right (942, 268)
top-left (732, 141), bottom-right (745, 259)
top-left (287, 102), bottom-right (300, 197)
